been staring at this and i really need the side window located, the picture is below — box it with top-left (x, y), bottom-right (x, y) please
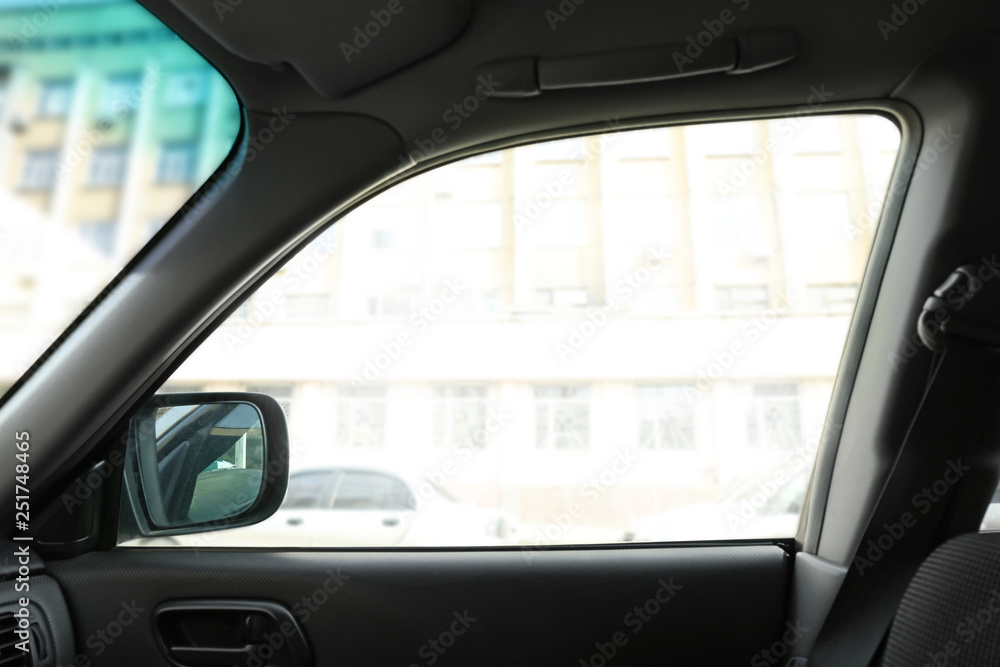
top-left (0, 1), bottom-right (241, 396)
top-left (282, 472), bottom-right (334, 509)
top-left (132, 114), bottom-right (903, 549)
top-left (331, 472), bottom-right (414, 511)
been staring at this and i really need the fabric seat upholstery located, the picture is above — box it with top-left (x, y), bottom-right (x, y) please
top-left (882, 532), bottom-right (1000, 666)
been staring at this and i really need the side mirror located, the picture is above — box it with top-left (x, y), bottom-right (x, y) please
top-left (121, 392), bottom-right (289, 537)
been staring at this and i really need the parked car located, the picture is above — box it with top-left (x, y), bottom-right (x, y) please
top-left (160, 467), bottom-right (518, 548)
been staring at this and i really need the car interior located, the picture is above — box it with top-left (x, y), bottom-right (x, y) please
top-left (5, 0), bottom-right (1000, 665)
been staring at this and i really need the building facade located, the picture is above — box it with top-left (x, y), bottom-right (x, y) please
top-left (0, 0), bottom-right (901, 539)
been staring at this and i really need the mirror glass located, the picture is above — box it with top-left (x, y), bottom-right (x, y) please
top-left (138, 401), bottom-right (265, 528)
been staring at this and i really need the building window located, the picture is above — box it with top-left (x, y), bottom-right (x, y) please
top-left (807, 284), bottom-right (858, 312)
top-left (716, 285), bottom-right (769, 312)
top-left (156, 142), bottom-right (197, 184)
top-left (78, 221), bottom-right (116, 256)
top-left (231, 301), bottom-right (252, 319)
top-left (698, 194), bottom-right (764, 245)
top-left (337, 386), bottom-right (387, 448)
top-left (98, 73), bottom-right (141, 119)
top-left (637, 385), bottom-right (695, 450)
top-left (535, 288), bottom-right (588, 309)
top-left (606, 197), bottom-right (674, 246)
top-left (37, 79), bottom-right (74, 118)
top-left (433, 386), bottom-right (488, 449)
top-left (87, 147), bottom-right (128, 187)
top-left (280, 294), bottom-right (329, 319)
top-left (746, 383), bottom-right (802, 450)
top-left (368, 294), bottom-right (414, 317)
top-left (535, 385), bottom-right (589, 450)
top-left (370, 227), bottom-right (396, 250)
top-left (164, 69), bottom-right (209, 107)
top-left (792, 192), bottom-right (852, 240)
top-left (245, 383), bottom-right (294, 421)
top-left (20, 150), bottom-right (58, 190)
top-left (437, 202), bottom-right (504, 248)
top-left (473, 290), bottom-right (500, 316)
top-left (525, 200), bottom-right (587, 247)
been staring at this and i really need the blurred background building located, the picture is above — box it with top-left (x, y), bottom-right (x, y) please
top-left (0, 0), bottom-right (901, 542)
top-left (0, 0), bottom-right (239, 383)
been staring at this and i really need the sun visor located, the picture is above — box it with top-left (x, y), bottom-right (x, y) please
top-left (169, 0), bottom-right (474, 97)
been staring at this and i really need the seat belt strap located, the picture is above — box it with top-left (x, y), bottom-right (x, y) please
top-left (808, 266), bottom-right (1000, 667)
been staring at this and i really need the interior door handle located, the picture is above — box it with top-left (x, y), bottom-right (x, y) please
top-left (155, 600), bottom-right (312, 667)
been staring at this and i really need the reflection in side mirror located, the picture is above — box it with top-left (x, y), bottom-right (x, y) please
top-left (122, 392), bottom-right (289, 537)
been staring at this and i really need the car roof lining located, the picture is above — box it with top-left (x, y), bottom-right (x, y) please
top-left (143, 0), bottom-right (1000, 154)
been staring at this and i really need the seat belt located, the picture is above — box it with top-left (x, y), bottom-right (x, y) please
top-left (807, 265), bottom-right (1000, 667)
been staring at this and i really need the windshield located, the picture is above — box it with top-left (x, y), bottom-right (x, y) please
top-left (0, 0), bottom-right (239, 399)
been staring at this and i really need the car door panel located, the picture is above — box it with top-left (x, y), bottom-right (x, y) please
top-left (47, 544), bottom-right (789, 666)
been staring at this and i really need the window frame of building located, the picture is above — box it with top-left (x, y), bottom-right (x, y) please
top-left (745, 383), bottom-right (803, 450)
top-left (19, 149), bottom-right (59, 190)
top-left (716, 285), bottom-right (769, 312)
top-left (280, 293), bottom-right (330, 320)
top-left (367, 293), bottom-right (415, 318)
top-left (636, 385), bottom-right (696, 450)
top-left (36, 78), bottom-right (74, 118)
top-left (156, 142), bottom-right (198, 184)
top-left (163, 68), bottom-right (210, 108)
top-left (806, 284), bottom-right (859, 312)
top-left (698, 193), bottom-right (765, 246)
top-left (433, 385), bottom-right (489, 449)
top-left (337, 386), bottom-right (387, 448)
top-left (534, 385), bottom-right (590, 451)
top-left (77, 220), bottom-right (117, 257)
top-left (87, 146), bottom-right (128, 187)
top-left (98, 73), bottom-right (142, 121)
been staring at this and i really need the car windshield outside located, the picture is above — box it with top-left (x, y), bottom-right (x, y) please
top-left (0, 0), bottom-right (240, 398)
top-left (125, 112), bottom-right (903, 549)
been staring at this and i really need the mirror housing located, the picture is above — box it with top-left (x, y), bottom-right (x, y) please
top-left (122, 392), bottom-right (289, 537)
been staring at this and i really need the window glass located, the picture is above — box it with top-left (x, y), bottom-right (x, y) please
top-left (337, 386), bottom-right (387, 449)
top-left (637, 386), bottom-right (695, 450)
top-left (98, 73), bottom-right (141, 118)
top-left (746, 383), bottom-right (803, 450)
top-left (331, 471), bottom-right (414, 510)
top-left (20, 150), bottom-right (58, 189)
top-left (163, 69), bottom-right (209, 108)
top-left (535, 386), bottom-right (590, 450)
top-left (282, 472), bottom-right (333, 509)
top-left (78, 221), bottom-right (116, 256)
top-left (131, 115), bottom-right (902, 548)
top-left (156, 142), bottom-right (198, 184)
top-left (0, 0), bottom-right (240, 393)
top-left (87, 147), bottom-right (128, 187)
top-left (434, 386), bottom-right (488, 449)
top-left (37, 78), bottom-right (73, 117)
